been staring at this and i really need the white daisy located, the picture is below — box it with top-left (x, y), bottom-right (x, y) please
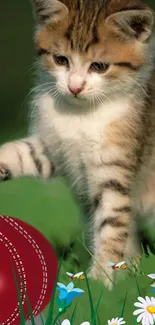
top-left (61, 320), bottom-right (90, 325)
top-left (133, 296), bottom-right (155, 325)
top-left (106, 317), bottom-right (126, 325)
top-left (147, 274), bottom-right (155, 279)
top-left (147, 274), bottom-right (155, 287)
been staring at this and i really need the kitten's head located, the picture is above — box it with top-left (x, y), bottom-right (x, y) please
top-left (32, 0), bottom-right (155, 105)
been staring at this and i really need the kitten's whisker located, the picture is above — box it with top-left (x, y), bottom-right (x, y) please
top-left (100, 93), bottom-right (112, 103)
top-left (94, 92), bottom-right (112, 104)
top-left (128, 77), bottom-right (149, 97)
top-left (51, 89), bottom-right (62, 108)
top-left (41, 89), bottom-right (55, 100)
top-left (90, 94), bottom-right (93, 110)
top-left (22, 82), bottom-right (57, 107)
top-left (92, 94), bottom-right (96, 111)
top-left (52, 90), bottom-right (59, 99)
top-left (54, 92), bottom-right (62, 110)
top-left (96, 95), bottom-right (104, 106)
top-left (57, 95), bottom-right (63, 108)
top-left (26, 61), bottom-right (39, 74)
top-left (29, 90), bottom-right (53, 120)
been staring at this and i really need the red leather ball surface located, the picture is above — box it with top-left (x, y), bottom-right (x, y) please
top-left (0, 215), bottom-right (58, 325)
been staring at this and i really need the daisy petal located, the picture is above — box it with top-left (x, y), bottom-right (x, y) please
top-left (148, 312), bottom-right (154, 325)
top-left (148, 274), bottom-right (155, 279)
top-left (142, 314), bottom-right (147, 325)
top-left (146, 296), bottom-right (151, 305)
top-left (151, 297), bottom-right (155, 304)
top-left (133, 309), bottom-right (146, 316)
top-left (145, 314), bottom-right (150, 325)
top-left (61, 320), bottom-right (71, 325)
top-left (134, 302), bottom-right (145, 308)
top-left (138, 297), bottom-right (147, 305)
top-left (81, 322), bottom-right (90, 325)
top-left (137, 312), bottom-right (145, 323)
top-left (146, 296), bottom-right (152, 305)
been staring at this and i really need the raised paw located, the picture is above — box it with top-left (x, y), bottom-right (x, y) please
top-left (0, 163), bottom-right (11, 181)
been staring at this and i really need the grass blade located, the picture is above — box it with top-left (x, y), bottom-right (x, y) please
top-left (52, 311), bottom-right (62, 325)
top-left (70, 302), bottom-right (78, 325)
top-left (11, 262), bottom-right (26, 325)
top-left (84, 270), bottom-right (95, 321)
top-left (97, 314), bottom-right (102, 325)
top-left (22, 281), bottom-right (36, 325)
top-left (45, 257), bottom-right (63, 325)
top-left (147, 245), bottom-right (153, 257)
top-left (120, 291), bottom-right (128, 318)
top-left (76, 237), bottom-right (114, 285)
top-left (92, 291), bottom-right (103, 325)
top-left (39, 314), bottom-right (45, 325)
top-left (135, 276), bottom-right (141, 296)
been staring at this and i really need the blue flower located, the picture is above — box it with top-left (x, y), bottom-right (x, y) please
top-left (57, 282), bottom-right (84, 306)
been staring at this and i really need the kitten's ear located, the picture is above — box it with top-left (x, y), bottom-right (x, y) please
top-left (31, 0), bottom-right (68, 24)
top-left (106, 9), bottom-right (154, 42)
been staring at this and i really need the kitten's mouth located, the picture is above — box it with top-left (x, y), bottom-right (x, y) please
top-left (72, 94), bottom-right (85, 100)
top-left (63, 92), bottom-right (88, 105)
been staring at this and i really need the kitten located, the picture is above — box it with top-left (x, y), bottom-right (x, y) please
top-left (1, 0), bottom-right (155, 288)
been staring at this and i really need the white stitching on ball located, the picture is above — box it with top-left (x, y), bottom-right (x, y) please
top-left (1, 216), bottom-right (48, 320)
top-left (0, 231), bottom-right (27, 325)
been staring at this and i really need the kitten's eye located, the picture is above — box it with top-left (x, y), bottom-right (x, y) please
top-left (53, 55), bottom-right (69, 67)
top-left (90, 62), bottom-right (109, 73)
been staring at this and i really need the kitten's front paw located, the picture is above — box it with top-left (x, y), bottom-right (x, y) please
top-left (0, 163), bottom-right (11, 181)
top-left (88, 264), bottom-right (114, 290)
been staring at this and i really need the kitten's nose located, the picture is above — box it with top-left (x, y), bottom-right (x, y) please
top-left (68, 85), bottom-right (83, 96)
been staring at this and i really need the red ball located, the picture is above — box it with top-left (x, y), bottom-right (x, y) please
top-left (0, 215), bottom-right (58, 325)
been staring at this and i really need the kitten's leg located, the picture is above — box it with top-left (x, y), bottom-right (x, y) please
top-left (88, 170), bottom-right (140, 289)
top-left (0, 136), bottom-right (53, 181)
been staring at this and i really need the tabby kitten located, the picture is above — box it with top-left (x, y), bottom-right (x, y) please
top-left (1, 0), bottom-right (155, 288)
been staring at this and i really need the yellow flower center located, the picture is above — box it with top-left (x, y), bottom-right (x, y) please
top-left (111, 323), bottom-right (117, 325)
top-left (147, 306), bottom-right (155, 314)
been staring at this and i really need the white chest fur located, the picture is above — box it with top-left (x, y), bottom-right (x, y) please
top-left (35, 94), bottom-right (132, 193)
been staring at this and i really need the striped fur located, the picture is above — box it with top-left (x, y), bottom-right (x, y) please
top-left (0, 138), bottom-right (53, 179)
top-left (1, 0), bottom-right (155, 288)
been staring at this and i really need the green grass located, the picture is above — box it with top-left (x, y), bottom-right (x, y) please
top-left (1, 175), bottom-right (155, 324)
top-left (14, 251), bottom-right (155, 325)
top-left (1, 133), bottom-right (155, 324)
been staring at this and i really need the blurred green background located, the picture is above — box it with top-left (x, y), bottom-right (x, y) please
top-left (0, 0), bottom-right (81, 252)
top-left (0, 0), bottom-right (155, 252)
top-left (1, 1), bottom-right (155, 323)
